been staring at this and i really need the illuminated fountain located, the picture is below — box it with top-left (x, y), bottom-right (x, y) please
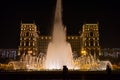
top-left (5, 0), bottom-right (113, 71)
top-left (7, 52), bottom-right (45, 70)
top-left (45, 0), bottom-right (74, 69)
top-left (74, 49), bottom-right (113, 71)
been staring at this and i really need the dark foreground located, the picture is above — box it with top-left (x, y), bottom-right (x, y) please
top-left (0, 70), bottom-right (120, 80)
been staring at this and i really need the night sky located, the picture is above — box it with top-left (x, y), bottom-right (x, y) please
top-left (0, 0), bottom-right (120, 49)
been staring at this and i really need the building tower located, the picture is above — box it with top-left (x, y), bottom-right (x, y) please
top-left (81, 23), bottom-right (101, 58)
top-left (18, 23), bottom-right (39, 58)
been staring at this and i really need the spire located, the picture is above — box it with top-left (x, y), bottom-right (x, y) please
top-left (21, 19), bottom-right (22, 25)
top-left (97, 21), bottom-right (99, 25)
top-left (33, 20), bottom-right (35, 24)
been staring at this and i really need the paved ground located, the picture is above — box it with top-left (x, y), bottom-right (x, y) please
top-left (0, 70), bottom-right (120, 80)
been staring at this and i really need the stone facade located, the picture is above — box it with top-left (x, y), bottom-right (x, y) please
top-left (18, 23), bottom-right (39, 58)
top-left (80, 23), bottom-right (101, 58)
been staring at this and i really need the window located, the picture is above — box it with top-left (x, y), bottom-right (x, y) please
top-left (20, 37), bottom-right (22, 40)
top-left (72, 37), bottom-right (74, 39)
top-left (32, 28), bottom-right (34, 30)
top-left (75, 37), bottom-right (78, 39)
top-left (90, 32), bottom-right (93, 37)
top-left (95, 38), bottom-right (98, 40)
top-left (26, 41), bottom-right (29, 46)
top-left (41, 37), bottom-right (43, 39)
top-left (33, 42), bottom-right (35, 46)
top-left (20, 42), bottom-right (23, 46)
top-left (84, 42), bottom-right (86, 46)
top-left (86, 41), bottom-right (89, 46)
top-left (26, 32), bottom-right (29, 36)
top-left (91, 49), bottom-right (94, 56)
top-left (68, 37), bottom-right (70, 39)
top-left (22, 42), bottom-right (24, 46)
top-left (49, 37), bottom-right (51, 39)
top-left (90, 39), bottom-right (93, 46)
top-left (30, 42), bottom-right (33, 46)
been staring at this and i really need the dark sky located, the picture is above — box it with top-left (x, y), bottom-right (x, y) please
top-left (0, 0), bottom-right (120, 49)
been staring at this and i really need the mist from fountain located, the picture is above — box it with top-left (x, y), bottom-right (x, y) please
top-left (45, 0), bottom-right (74, 69)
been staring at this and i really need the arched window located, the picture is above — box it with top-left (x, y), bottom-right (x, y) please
top-left (90, 32), bottom-right (93, 37)
top-left (91, 49), bottom-right (94, 56)
top-left (26, 32), bottom-right (29, 36)
top-left (95, 41), bottom-right (98, 46)
top-left (26, 41), bottom-right (29, 46)
top-left (22, 42), bottom-right (24, 46)
top-left (85, 41), bottom-right (89, 46)
top-left (90, 39), bottom-right (93, 46)
top-left (31, 42), bottom-right (33, 46)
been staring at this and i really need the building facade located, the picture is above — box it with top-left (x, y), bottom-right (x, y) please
top-left (39, 36), bottom-right (81, 56)
top-left (18, 22), bottom-right (101, 58)
top-left (80, 23), bottom-right (101, 58)
top-left (18, 23), bottom-right (39, 58)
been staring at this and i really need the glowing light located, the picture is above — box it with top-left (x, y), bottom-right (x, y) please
top-left (28, 50), bottom-right (32, 54)
top-left (81, 50), bottom-right (87, 55)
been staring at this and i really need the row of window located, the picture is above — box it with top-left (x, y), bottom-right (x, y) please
top-left (84, 25), bottom-right (98, 29)
top-left (20, 42), bottom-right (35, 46)
top-left (19, 48), bottom-right (37, 51)
top-left (84, 41), bottom-right (99, 47)
top-left (67, 37), bottom-right (80, 39)
top-left (83, 32), bottom-right (99, 37)
top-left (40, 37), bottom-right (52, 40)
top-left (21, 32), bottom-right (37, 37)
top-left (20, 37), bottom-right (37, 41)
top-left (84, 37), bottom-right (99, 40)
top-left (21, 36), bottom-right (80, 40)
top-left (21, 25), bottom-right (36, 31)
top-left (39, 36), bottom-right (80, 40)
top-left (22, 24), bottom-right (36, 28)
top-left (21, 28), bottom-right (35, 31)
top-left (84, 28), bottom-right (98, 31)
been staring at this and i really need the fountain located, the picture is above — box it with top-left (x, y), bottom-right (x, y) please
top-left (74, 54), bottom-right (113, 71)
top-left (3, 0), bottom-right (113, 71)
top-left (7, 53), bottom-right (45, 70)
top-left (45, 0), bottom-right (74, 69)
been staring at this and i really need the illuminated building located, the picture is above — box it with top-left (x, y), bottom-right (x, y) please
top-left (39, 36), bottom-right (51, 54)
top-left (39, 36), bottom-right (81, 56)
top-left (18, 23), bottom-right (39, 58)
top-left (80, 23), bottom-right (101, 58)
top-left (67, 36), bottom-right (81, 56)
top-left (18, 22), bottom-right (101, 58)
